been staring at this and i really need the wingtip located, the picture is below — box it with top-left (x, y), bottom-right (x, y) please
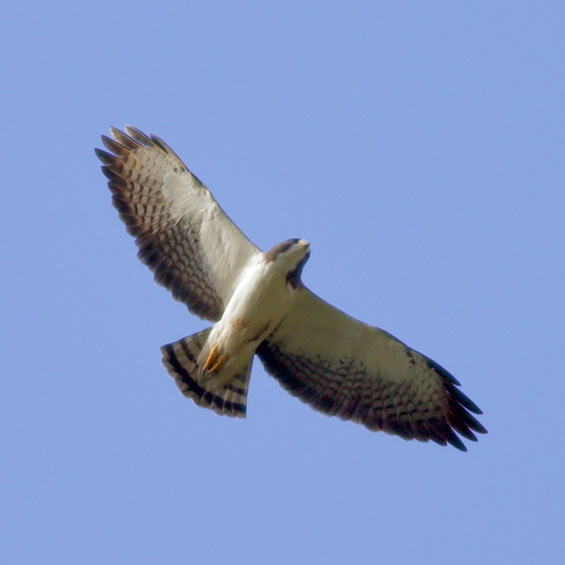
top-left (125, 125), bottom-right (153, 146)
top-left (446, 431), bottom-right (468, 452)
top-left (107, 126), bottom-right (142, 150)
top-left (94, 147), bottom-right (113, 165)
top-left (108, 125), bottom-right (120, 140)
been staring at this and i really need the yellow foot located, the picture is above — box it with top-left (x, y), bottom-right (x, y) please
top-left (202, 344), bottom-right (227, 374)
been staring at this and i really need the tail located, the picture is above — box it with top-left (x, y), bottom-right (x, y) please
top-left (160, 328), bottom-right (252, 418)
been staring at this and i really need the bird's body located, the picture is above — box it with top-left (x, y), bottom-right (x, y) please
top-left (197, 240), bottom-right (309, 392)
top-left (96, 126), bottom-right (487, 450)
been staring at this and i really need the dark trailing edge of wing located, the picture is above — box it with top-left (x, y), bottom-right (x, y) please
top-left (95, 127), bottom-right (224, 321)
top-left (257, 340), bottom-right (487, 452)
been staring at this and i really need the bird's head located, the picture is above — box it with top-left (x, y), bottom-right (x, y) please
top-left (264, 238), bottom-right (311, 289)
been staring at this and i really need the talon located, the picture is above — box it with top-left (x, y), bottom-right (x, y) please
top-left (203, 344), bottom-right (218, 372)
top-left (203, 344), bottom-right (226, 373)
top-left (208, 355), bottom-right (226, 373)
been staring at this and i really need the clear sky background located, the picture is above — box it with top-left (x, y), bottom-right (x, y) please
top-left (2, 2), bottom-right (564, 564)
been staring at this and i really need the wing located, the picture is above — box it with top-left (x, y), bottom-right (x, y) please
top-left (95, 126), bottom-right (260, 321)
top-left (257, 288), bottom-right (487, 451)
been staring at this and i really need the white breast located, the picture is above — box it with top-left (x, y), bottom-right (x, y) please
top-left (198, 256), bottom-right (296, 372)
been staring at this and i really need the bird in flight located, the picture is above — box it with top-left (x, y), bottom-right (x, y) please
top-left (96, 126), bottom-right (487, 451)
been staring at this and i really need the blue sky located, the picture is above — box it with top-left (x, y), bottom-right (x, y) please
top-left (2, 2), bottom-right (564, 563)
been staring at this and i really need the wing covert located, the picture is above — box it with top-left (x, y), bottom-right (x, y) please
top-left (95, 126), bottom-right (260, 321)
top-left (257, 288), bottom-right (487, 450)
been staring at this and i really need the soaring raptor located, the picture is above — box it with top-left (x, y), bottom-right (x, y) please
top-left (96, 126), bottom-right (486, 451)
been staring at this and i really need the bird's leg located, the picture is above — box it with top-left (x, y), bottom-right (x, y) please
top-left (202, 343), bottom-right (227, 373)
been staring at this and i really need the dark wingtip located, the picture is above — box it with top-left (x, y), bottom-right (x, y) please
top-left (427, 358), bottom-right (461, 386)
top-left (125, 125), bottom-right (153, 146)
top-left (100, 165), bottom-right (120, 182)
top-left (450, 385), bottom-right (484, 415)
top-left (424, 355), bottom-right (487, 448)
top-left (94, 147), bottom-right (114, 165)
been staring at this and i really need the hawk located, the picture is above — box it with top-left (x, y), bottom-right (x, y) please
top-left (95, 126), bottom-right (487, 451)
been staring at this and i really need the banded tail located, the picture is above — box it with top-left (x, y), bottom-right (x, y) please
top-left (161, 328), bottom-right (252, 417)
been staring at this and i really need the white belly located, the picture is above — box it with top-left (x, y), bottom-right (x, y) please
top-left (197, 257), bottom-right (295, 376)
